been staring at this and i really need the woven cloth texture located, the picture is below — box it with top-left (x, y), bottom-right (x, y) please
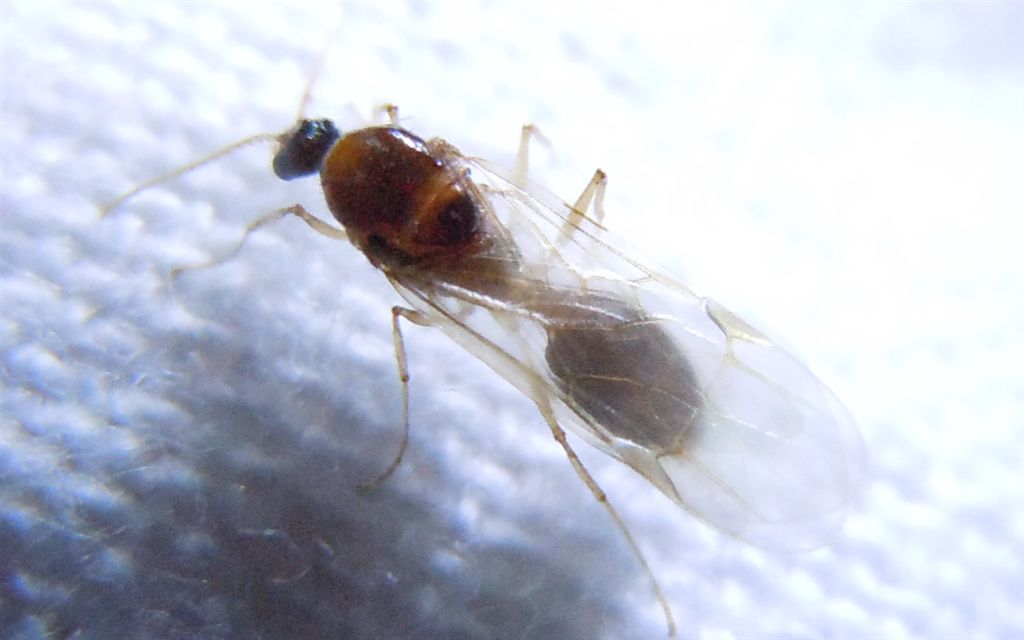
top-left (3, 4), bottom-right (1021, 639)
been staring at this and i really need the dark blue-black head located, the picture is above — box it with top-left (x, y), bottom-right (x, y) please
top-left (273, 118), bottom-right (341, 180)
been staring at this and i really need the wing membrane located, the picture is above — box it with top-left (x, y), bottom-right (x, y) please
top-left (389, 151), bottom-right (863, 550)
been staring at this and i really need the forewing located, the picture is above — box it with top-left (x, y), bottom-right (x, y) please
top-left (654, 298), bottom-right (864, 550)
top-left (391, 154), bottom-right (863, 551)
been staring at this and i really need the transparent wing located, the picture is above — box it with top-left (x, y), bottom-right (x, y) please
top-left (389, 152), bottom-right (864, 551)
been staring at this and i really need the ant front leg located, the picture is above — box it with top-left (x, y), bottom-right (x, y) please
top-left (374, 103), bottom-right (400, 125)
top-left (170, 204), bottom-right (347, 280)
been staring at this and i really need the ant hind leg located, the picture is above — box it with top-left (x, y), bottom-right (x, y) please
top-left (558, 168), bottom-right (608, 246)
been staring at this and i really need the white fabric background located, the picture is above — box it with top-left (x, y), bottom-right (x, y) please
top-left (2, 3), bottom-right (1021, 639)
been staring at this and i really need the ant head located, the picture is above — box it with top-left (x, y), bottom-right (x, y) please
top-left (273, 118), bottom-right (341, 181)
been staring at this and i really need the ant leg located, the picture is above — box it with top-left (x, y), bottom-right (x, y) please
top-left (507, 123), bottom-right (606, 245)
top-left (558, 168), bottom-right (608, 246)
top-left (374, 103), bottom-right (400, 125)
top-left (358, 306), bottom-right (431, 491)
top-left (512, 124), bottom-right (551, 189)
top-left (534, 395), bottom-right (676, 637)
top-left (170, 204), bottom-right (346, 279)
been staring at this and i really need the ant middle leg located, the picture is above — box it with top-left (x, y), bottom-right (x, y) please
top-left (357, 305), bottom-right (431, 491)
top-left (512, 123), bottom-right (552, 189)
top-left (507, 123), bottom-right (607, 244)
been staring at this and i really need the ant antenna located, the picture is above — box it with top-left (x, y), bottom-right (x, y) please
top-left (99, 132), bottom-right (282, 217)
top-left (100, 24), bottom-right (344, 219)
top-left (295, 21), bottom-right (344, 122)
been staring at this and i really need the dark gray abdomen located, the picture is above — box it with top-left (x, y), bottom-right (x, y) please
top-left (538, 293), bottom-right (703, 452)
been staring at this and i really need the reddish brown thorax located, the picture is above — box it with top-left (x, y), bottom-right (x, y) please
top-left (320, 126), bottom-right (482, 268)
